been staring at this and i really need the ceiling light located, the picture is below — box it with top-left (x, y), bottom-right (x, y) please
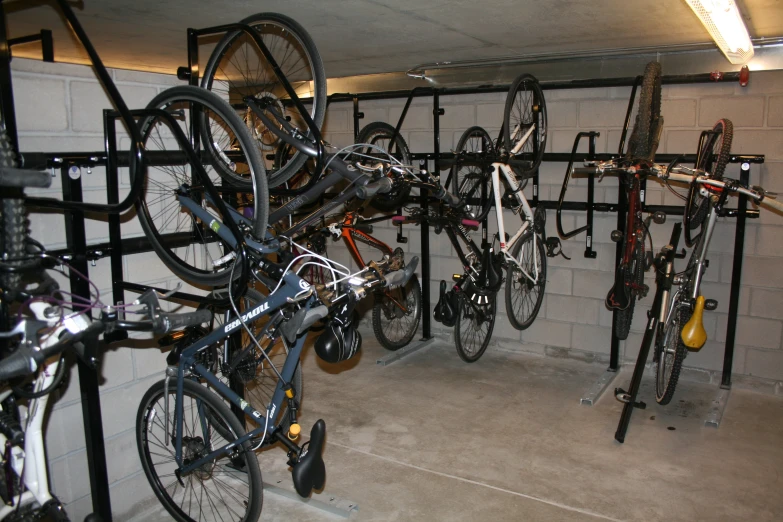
top-left (685, 0), bottom-right (754, 64)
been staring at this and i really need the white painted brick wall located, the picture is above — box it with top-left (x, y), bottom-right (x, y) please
top-left (12, 55), bottom-right (783, 519)
top-left (320, 69), bottom-right (783, 390)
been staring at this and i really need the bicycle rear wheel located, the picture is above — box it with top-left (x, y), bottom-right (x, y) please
top-left (655, 303), bottom-right (690, 405)
top-left (453, 126), bottom-right (493, 222)
top-left (625, 62), bottom-right (662, 162)
top-left (0, 130), bottom-right (27, 294)
top-left (354, 122), bottom-right (412, 211)
top-left (136, 378), bottom-right (263, 522)
top-left (454, 291), bottom-right (496, 363)
top-left (687, 119), bottom-right (733, 233)
top-left (372, 275), bottom-right (422, 350)
top-left (505, 231), bottom-right (546, 330)
top-left (503, 74), bottom-right (547, 178)
top-left (136, 86), bottom-right (268, 287)
top-left (202, 13), bottom-right (326, 188)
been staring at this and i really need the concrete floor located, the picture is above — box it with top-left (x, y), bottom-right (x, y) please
top-left (131, 336), bottom-right (783, 521)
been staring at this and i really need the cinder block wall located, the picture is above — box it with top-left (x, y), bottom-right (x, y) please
top-left (10, 55), bottom-right (783, 519)
top-left (320, 70), bottom-right (783, 387)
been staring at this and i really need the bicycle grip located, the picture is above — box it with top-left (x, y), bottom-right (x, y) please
top-left (354, 223), bottom-right (373, 233)
top-left (572, 167), bottom-right (599, 175)
top-left (0, 347), bottom-right (38, 381)
top-left (155, 309), bottom-right (213, 334)
top-left (435, 186), bottom-right (462, 207)
top-left (356, 177), bottom-right (393, 199)
top-left (761, 196), bottom-right (783, 213)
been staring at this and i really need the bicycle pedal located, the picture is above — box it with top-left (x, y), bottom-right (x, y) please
top-left (610, 230), bottom-right (623, 242)
top-left (614, 388), bottom-right (630, 403)
top-left (704, 299), bottom-right (718, 311)
top-left (640, 284), bottom-right (650, 298)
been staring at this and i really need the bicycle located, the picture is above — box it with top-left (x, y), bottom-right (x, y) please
top-left (446, 73), bottom-right (548, 333)
top-left (579, 158), bottom-right (783, 406)
top-left (602, 61), bottom-right (664, 341)
top-left (318, 211), bottom-right (422, 351)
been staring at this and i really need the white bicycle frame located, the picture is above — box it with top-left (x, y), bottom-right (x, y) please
top-left (0, 303), bottom-right (87, 518)
top-left (487, 121), bottom-right (541, 284)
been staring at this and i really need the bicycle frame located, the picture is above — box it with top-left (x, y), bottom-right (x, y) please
top-left (488, 162), bottom-right (540, 284)
top-left (168, 270), bottom-right (312, 475)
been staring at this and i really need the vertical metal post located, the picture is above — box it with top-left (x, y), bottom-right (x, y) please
top-left (0, 0), bottom-right (20, 157)
top-left (609, 179), bottom-right (627, 371)
top-left (352, 96), bottom-right (361, 141)
top-left (721, 162), bottom-right (750, 388)
top-left (40, 29), bottom-right (54, 62)
top-left (62, 170), bottom-right (113, 522)
top-left (104, 111), bottom-right (124, 308)
top-left (187, 28), bottom-right (199, 86)
top-left (419, 92), bottom-right (441, 341)
top-left (585, 135), bottom-right (597, 258)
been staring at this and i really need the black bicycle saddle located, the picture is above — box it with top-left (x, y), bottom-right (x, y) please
top-left (292, 419), bottom-right (327, 497)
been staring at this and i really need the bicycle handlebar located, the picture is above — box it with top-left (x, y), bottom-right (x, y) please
top-left (356, 177), bottom-right (393, 199)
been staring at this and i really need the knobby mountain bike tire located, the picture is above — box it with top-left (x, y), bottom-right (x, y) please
top-left (655, 305), bottom-right (690, 405)
top-left (201, 12), bottom-right (326, 188)
top-left (505, 231), bottom-right (547, 330)
top-left (0, 130), bottom-right (27, 293)
top-left (625, 62), bottom-right (662, 162)
top-left (454, 126), bottom-right (493, 223)
top-left (687, 118), bottom-right (734, 234)
top-left (136, 378), bottom-right (263, 522)
top-left (372, 275), bottom-right (422, 350)
top-left (354, 121), bottom-right (412, 211)
top-left (135, 86), bottom-right (268, 287)
top-left (503, 74), bottom-right (547, 178)
top-left (613, 241), bottom-right (646, 340)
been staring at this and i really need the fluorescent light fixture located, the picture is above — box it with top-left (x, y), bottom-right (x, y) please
top-left (685, 0), bottom-right (754, 64)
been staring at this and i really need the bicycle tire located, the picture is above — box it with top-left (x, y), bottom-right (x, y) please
top-left (503, 74), bottom-right (547, 177)
top-left (655, 305), bottom-right (690, 405)
top-left (136, 378), bottom-right (263, 522)
top-left (372, 275), bottom-right (422, 350)
top-left (504, 231), bottom-right (546, 330)
top-left (613, 241), bottom-right (645, 340)
top-left (454, 291), bottom-right (496, 363)
top-left (354, 122), bottom-right (412, 211)
top-left (453, 126), bottom-right (493, 222)
top-left (625, 62), bottom-right (662, 162)
top-left (0, 130), bottom-right (26, 294)
top-left (687, 119), bottom-right (733, 231)
top-left (206, 287), bottom-right (303, 434)
top-left (136, 86), bottom-right (268, 287)
top-left (201, 12), bottom-right (326, 188)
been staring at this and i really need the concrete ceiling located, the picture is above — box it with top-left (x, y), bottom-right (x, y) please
top-left (5, 0), bottom-right (783, 80)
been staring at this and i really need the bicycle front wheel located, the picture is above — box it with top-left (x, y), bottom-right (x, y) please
top-left (136, 378), bottom-right (263, 522)
top-left (687, 119), bottom-right (733, 233)
top-left (505, 231), bottom-right (546, 330)
top-left (202, 13), bottom-right (326, 188)
top-left (503, 74), bottom-right (547, 177)
top-left (455, 292), bottom-right (496, 363)
top-left (655, 303), bottom-right (690, 405)
top-left (625, 62), bottom-right (662, 162)
top-left (453, 126), bottom-right (493, 222)
top-left (136, 86), bottom-right (268, 287)
top-left (372, 275), bottom-right (422, 350)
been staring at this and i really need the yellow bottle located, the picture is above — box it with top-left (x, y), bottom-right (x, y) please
top-left (681, 296), bottom-right (707, 350)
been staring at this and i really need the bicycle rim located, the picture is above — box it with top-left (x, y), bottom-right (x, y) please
top-left (137, 379), bottom-right (263, 522)
top-left (655, 305), bottom-right (690, 405)
top-left (454, 126), bottom-right (493, 221)
top-left (201, 13), bottom-right (326, 188)
top-left (503, 74), bottom-right (547, 177)
top-left (505, 232), bottom-right (546, 330)
top-left (455, 292), bottom-right (496, 362)
top-left (372, 275), bottom-right (422, 350)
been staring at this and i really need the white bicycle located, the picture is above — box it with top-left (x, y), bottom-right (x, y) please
top-left (449, 73), bottom-right (549, 330)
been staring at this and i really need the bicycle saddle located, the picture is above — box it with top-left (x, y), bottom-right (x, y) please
top-left (292, 419), bottom-right (326, 497)
top-left (434, 280), bottom-right (458, 327)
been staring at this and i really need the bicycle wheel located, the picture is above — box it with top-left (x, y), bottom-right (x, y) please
top-left (453, 126), bottom-right (493, 222)
top-left (207, 288), bottom-right (303, 433)
top-left (614, 240), bottom-right (646, 340)
top-left (687, 119), bottom-right (733, 231)
top-left (505, 231), bottom-right (546, 330)
top-left (372, 275), bottom-right (422, 350)
top-left (137, 378), bottom-right (263, 522)
top-left (202, 13), bottom-right (326, 188)
top-left (503, 74), bottom-right (547, 177)
top-left (353, 122), bottom-right (412, 211)
top-left (0, 130), bottom-right (26, 294)
top-left (454, 291), bottom-right (496, 363)
top-left (655, 303), bottom-right (690, 405)
top-left (136, 86), bottom-right (268, 287)
top-left (625, 62), bottom-right (662, 162)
